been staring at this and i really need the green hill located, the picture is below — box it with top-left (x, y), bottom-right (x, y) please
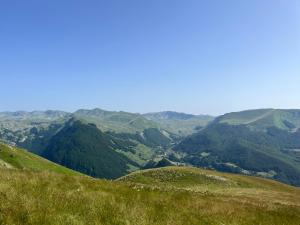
top-left (174, 109), bottom-right (300, 186)
top-left (42, 119), bottom-right (140, 179)
top-left (74, 108), bottom-right (159, 133)
top-left (1, 166), bottom-right (299, 225)
top-left (0, 142), bottom-right (79, 176)
top-left (216, 109), bottom-right (300, 131)
top-left (175, 123), bottom-right (300, 186)
top-left (144, 111), bottom-right (214, 135)
top-left (119, 166), bottom-right (300, 193)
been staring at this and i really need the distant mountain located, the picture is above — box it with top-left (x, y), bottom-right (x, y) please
top-left (0, 110), bottom-right (70, 154)
top-left (3, 108), bottom-right (300, 185)
top-left (174, 109), bottom-right (300, 186)
top-left (216, 109), bottom-right (300, 131)
top-left (144, 111), bottom-right (198, 120)
top-left (0, 109), bottom-right (181, 179)
top-left (0, 110), bottom-right (70, 121)
top-left (74, 108), bottom-right (159, 133)
top-left (0, 109), bottom-right (211, 152)
top-left (144, 111), bottom-right (214, 136)
top-left (42, 119), bottom-right (140, 179)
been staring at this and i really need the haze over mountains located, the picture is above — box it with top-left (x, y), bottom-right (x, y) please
top-left (1, 108), bottom-right (300, 186)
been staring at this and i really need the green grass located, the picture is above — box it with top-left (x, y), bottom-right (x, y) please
top-left (1, 142), bottom-right (300, 224)
top-left (119, 166), bottom-right (300, 192)
top-left (0, 162), bottom-right (300, 225)
top-left (116, 143), bottom-right (155, 166)
top-left (0, 142), bottom-right (80, 176)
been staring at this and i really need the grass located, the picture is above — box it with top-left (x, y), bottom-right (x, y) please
top-left (0, 142), bottom-right (80, 176)
top-left (1, 142), bottom-right (300, 224)
top-left (0, 163), bottom-right (300, 224)
top-left (119, 166), bottom-right (300, 194)
top-left (115, 143), bottom-right (154, 167)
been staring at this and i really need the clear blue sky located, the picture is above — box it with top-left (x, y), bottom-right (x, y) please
top-left (0, 0), bottom-right (299, 115)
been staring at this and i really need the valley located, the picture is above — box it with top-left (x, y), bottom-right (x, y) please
top-left (1, 108), bottom-right (300, 187)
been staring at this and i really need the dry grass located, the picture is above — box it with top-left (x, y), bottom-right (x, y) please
top-left (0, 166), bottom-right (300, 225)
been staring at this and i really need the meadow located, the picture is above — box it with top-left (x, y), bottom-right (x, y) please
top-left (0, 166), bottom-right (299, 225)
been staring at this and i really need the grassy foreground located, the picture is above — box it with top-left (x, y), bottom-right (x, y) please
top-left (0, 165), bottom-right (300, 225)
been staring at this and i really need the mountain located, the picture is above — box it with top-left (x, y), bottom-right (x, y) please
top-left (42, 119), bottom-right (140, 179)
top-left (2, 108), bottom-right (300, 186)
top-left (144, 111), bottom-right (214, 135)
top-left (0, 109), bottom-right (171, 167)
top-left (216, 109), bottom-right (300, 131)
top-left (0, 109), bottom-right (210, 155)
top-left (0, 110), bottom-right (71, 154)
top-left (174, 109), bottom-right (300, 186)
top-left (0, 110), bottom-right (70, 120)
top-left (74, 108), bottom-right (160, 133)
top-left (0, 109), bottom-right (181, 179)
top-left (0, 142), bottom-right (79, 175)
top-left (144, 111), bottom-right (199, 120)
top-left (1, 164), bottom-right (300, 225)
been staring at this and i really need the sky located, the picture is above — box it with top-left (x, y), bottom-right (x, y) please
top-left (0, 0), bottom-right (299, 116)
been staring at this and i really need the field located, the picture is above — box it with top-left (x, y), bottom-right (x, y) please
top-left (0, 165), bottom-right (300, 225)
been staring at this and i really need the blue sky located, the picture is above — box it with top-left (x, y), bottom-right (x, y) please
top-left (0, 0), bottom-right (299, 115)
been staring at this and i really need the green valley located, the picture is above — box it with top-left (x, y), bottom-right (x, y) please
top-left (1, 108), bottom-right (300, 187)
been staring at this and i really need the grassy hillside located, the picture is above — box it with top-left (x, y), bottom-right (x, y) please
top-left (0, 142), bottom-right (79, 176)
top-left (216, 109), bottom-right (300, 131)
top-left (175, 123), bottom-right (300, 186)
top-left (119, 166), bottom-right (300, 194)
top-left (0, 166), bottom-right (299, 225)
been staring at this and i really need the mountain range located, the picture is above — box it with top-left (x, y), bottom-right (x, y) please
top-left (1, 108), bottom-right (300, 186)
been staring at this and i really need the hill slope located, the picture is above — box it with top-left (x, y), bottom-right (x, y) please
top-left (216, 108), bottom-right (300, 131)
top-left (42, 119), bottom-right (139, 179)
top-left (119, 166), bottom-right (300, 194)
top-left (175, 122), bottom-right (300, 186)
top-left (0, 166), bottom-right (299, 225)
top-left (0, 142), bottom-right (79, 176)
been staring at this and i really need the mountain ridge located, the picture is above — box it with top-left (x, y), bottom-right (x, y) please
top-left (2, 107), bottom-right (300, 185)
top-left (174, 109), bottom-right (300, 186)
